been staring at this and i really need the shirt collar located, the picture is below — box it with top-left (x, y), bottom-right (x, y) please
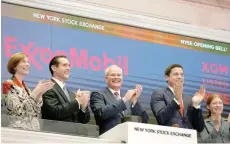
top-left (108, 87), bottom-right (120, 96)
top-left (206, 117), bottom-right (225, 132)
top-left (12, 76), bottom-right (26, 88)
top-left (52, 77), bottom-right (65, 89)
top-left (168, 86), bottom-right (175, 95)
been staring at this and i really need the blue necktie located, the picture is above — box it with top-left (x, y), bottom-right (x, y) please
top-left (63, 85), bottom-right (71, 101)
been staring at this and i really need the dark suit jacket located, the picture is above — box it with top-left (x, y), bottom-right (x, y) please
top-left (41, 79), bottom-right (90, 124)
top-left (150, 87), bottom-right (204, 132)
top-left (90, 87), bottom-right (149, 135)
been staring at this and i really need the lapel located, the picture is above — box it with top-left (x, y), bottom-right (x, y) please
top-left (206, 117), bottom-right (215, 127)
top-left (68, 90), bottom-right (75, 101)
top-left (205, 117), bottom-right (225, 133)
top-left (105, 87), bottom-right (117, 103)
top-left (182, 95), bottom-right (189, 117)
top-left (205, 117), bottom-right (213, 134)
top-left (105, 87), bottom-right (125, 117)
top-left (165, 87), bottom-right (175, 99)
top-left (120, 91), bottom-right (130, 115)
top-left (51, 79), bottom-right (69, 102)
top-left (205, 117), bottom-right (221, 134)
top-left (219, 118), bottom-right (225, 134)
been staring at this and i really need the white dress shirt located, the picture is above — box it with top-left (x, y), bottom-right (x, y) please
top-left (168, 86), bottom-right (200, 109)
top-left (52, 77), bottom-right (86, 111)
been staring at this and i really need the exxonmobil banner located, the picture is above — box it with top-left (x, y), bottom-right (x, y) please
top-left (1, 2), bottom-right (230, 115)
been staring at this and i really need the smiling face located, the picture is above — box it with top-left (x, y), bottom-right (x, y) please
top-left (166, 67), bottom-right (184, 87)
top-left (52, 57), bottom-right (70, 82)
top-left (207, 96), bottom-right (223, 116)
top-left (14, 57), bottom-right (30, 76)
top-left (105, 66), bottom-right (123, 91)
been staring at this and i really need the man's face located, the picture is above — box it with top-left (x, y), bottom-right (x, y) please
top-left (166, 67), bottom-right (184, 87)
top-left (52, 57), bottom-right (70, 82)
top-left (105, 66), bottom-right (123, 91)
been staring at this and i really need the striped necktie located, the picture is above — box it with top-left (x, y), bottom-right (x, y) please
top-left (63, 85), bottom-right (71, 101)
top-left (114, 92), bottom-right (124, 116)
top-left (114, 92), bottom-right (121, 100)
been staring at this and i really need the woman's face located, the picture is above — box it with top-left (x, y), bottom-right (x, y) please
top-left (14, 57), bottom-right (30, 76)
top-left (207, 97), bottom-right (223, 115)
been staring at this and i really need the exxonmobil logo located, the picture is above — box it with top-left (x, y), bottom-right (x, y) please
top-left (4, 36), bottom-right (129, 75)
top-left (202, 62), bottom-right (228, 76)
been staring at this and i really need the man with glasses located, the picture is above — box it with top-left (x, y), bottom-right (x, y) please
top-left (150, 64), bottom-right (205, 132)
top-left (90, 65), bottom-right (149, 135)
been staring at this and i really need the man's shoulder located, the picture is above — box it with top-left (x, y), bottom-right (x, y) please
top-left (42, 85), bottom-right (57, 96)
top-left (152, 87), bottom-right (169, 94)
top-left (91, 88), bottom-right (107, 96)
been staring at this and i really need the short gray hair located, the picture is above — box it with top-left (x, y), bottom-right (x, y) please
top-left (105, 65), bottom-right (122, 76)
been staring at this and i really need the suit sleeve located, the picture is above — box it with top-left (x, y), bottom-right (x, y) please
top-left (74, 107), bottom-right (90, 124)
top-left (150, 90), bottom-right (180, 125)
top-left (187, 106), bottom-right (205, 132)
top-left (90, 91), bottom-right (127, 120)
top-left (42, 89), bottom-right (80, 120)
top-left (131, 101), bottom-right (149, 123)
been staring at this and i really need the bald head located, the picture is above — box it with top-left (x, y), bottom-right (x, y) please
top-left (105, 65), bottom-right (123, 77)
top-left (105, 65), bottom-right (123, 91)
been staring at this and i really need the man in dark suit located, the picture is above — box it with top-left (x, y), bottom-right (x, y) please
top-left (41, 55), bottom-right (90, 123)
top-left (90, 65), bottom-right (149, 135)
top-left (150, 64), bottom-right (205, 132)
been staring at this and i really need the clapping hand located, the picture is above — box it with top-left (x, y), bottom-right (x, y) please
top-left (192, 86), bottom-right (205, 106)
top-left (33, 80), bottom-right (54, 96)
top-left (131, 84), bottom-right (142, 105)
top-left (75, 89), bottom-right (90, 109)
top-left (173, 80), bottom-right (183, 102)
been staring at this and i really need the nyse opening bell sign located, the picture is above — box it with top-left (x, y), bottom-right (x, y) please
top-left (1, 2), bottom-right (230, 119)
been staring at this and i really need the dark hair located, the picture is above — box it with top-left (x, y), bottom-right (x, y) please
top-left (206, 94), bottom-right (223, 118)
top-left (165, 64), bottom-right (183, 76)
top-left (49, 55), bottom-right (67, 76)
top-left (7, 52), bottom-right (27, 75)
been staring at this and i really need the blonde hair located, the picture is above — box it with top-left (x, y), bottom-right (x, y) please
top-left (7, 52), bottom-right (27, 75)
